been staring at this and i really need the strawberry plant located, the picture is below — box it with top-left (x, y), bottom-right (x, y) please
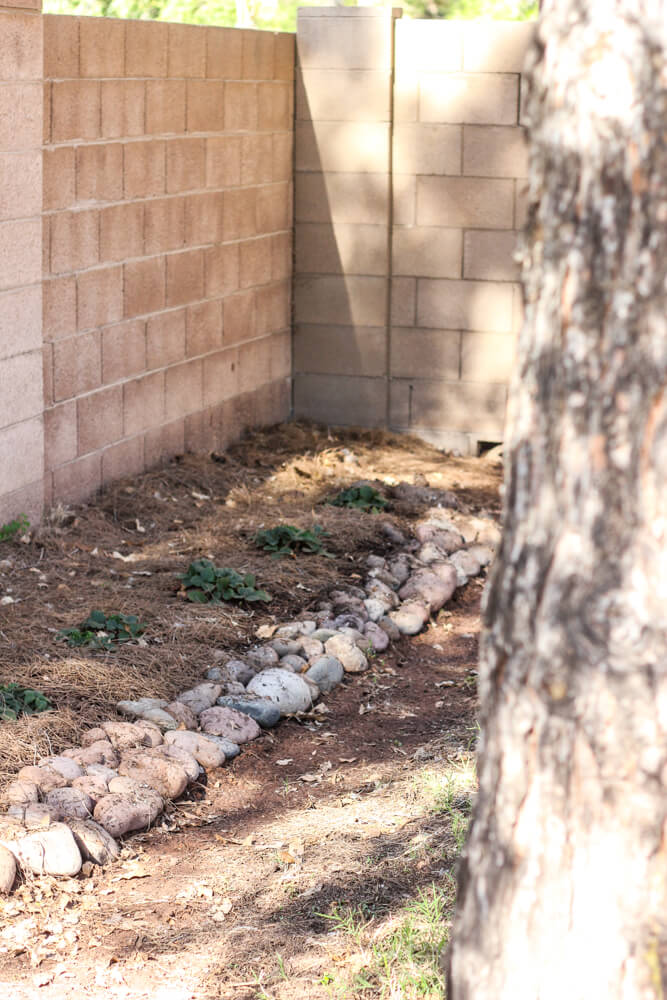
top-left (326, 485), bottom-right (389, 513)
top-left (58, 611), bottom-right (146, 651)
top-left (0, 684), bottom-right (52, 721)
top-left (254, 524), bottom-right (332, 558)
top-left (179, 559), bottom-right (271, 604)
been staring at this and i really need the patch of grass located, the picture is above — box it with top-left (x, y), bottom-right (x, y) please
top-left (0, 683), bottom-right (52, 721)
top-left (254, 523), bottom-right (332, 558)
top-left (178, 558), bottom-right (271, 604)
top-left (0, 514), bottom-right (29, 542)
top-left (58, 611), bottom-right (146, 651)
top-left (326, 485), bottom-right (389, 513)
top-left (418, 758), bottom-right (476, 853)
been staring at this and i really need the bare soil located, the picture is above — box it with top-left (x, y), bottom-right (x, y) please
top-left (0, 422), bottom-right (501, 999)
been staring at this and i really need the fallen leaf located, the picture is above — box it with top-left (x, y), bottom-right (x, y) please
top-left (339, 757), bottom-right (357, 764)
top-left (435, 680), bottom-right (455, 688)
top-left (255, 624), bottom-right (277, 639)
top-left (298, 773), bottom-right (320, 783)
top-left (275, 759), bottom-right (293, 766)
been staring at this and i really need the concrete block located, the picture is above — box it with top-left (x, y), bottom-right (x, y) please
top-left (0, 10), bottom-right (42, 81)
top-left (295, 222), bottom-right (386, 277)
top-left (223, 187), bottom-right (257, 241)
top-left (272, 132), bottom-right (292, 184)
top-left (460, 330), bottom-right (516, 383)
top-left (76, 142), bottom-right (123, 204)
top-left (257, 80), bottom-right (292, 131)
top-left (295, 274), bottom-right (386, 327)
top-left (168, 23), bottom-right (206, 79)
top-left (43, 146), bottom-right (75, 212)
top-left (164, 359), bottom-right (203, 420)
top-left (417, 175), bottom-right (514, 229)
top-left (295, 171), bottom-right (388, 225)
top-left (463, 229), bottom-right (520, 281)
top-left (123, 370), bottom-right (165, 436)
top-left (43, 343), bottom-right (53, 407)
top-left (515, 179), bottom-right (529, 228)
top-left (0, 285), bottom-right (41, 358)
top-left (125, 19), bottom-right (168, 78)
top-left (393, 227), bottom-right (462, 279)
top-left (206, 26), bottom-right (242, 80)
top-left (124, 139), bottom-right (166, 199)
top-left (256, 182), bottom-right (289, 235)
top-left (101, 80), bottom-right (145, 139)
top-left (0, 417), bottom-right (43, 495)
top-left (184, 191), bottom-right (223, 246)
top-left (294, 323), bottom-right (385, 377)
top-left (79, 15), bottom-right (125, 78)
top-left (52, 452), bottom-right (101, 504)
top-left (294, 372), bottom-right (385, 427)
top-left (53, 331), bottom-right (101, 401)
top-left (296, 68), bottom-right (390, 122)
top-left (512, 283), bottom-right (523, 335)
top-left (271, 231), bottom-right (291, 281)
top-left (395, 19), bottom-right (462, 73)
top-left (295, 120), bottom-right (389, 173)
top-left (44, 400), bottom-right (77, 470)
top-left (146, 308), bottom-right (186, 368)
top-left (223, 289), bottom-right (255, 345)
top-left (390, 327), bottom-right (460, 379)
top-left (166, 249), bottom-right (204, 307)
top-left (274, 31), bottom-right (294, 82)
top-left (166, 137), bottom-right (205, 194)
top-left (144, 417), bottom-right (185, 468)
top-left (100, 202), bottom-right (144, 263)
top-left (78, 384), bottom-right (122, 454)
top-left (393, 124), bottom-right (462, 176)
top-left (420, 73), bottom-right (518, 126)
top-left (206, 134), bottom-right (242, 189)
top-left (239, 235), bottom-right (272, 289)
top-left (237, 336), bottom-right (270, 394)
top-left (144, 196), bottom-right (185, 255)
top-left (77, 265), bottom-right (123, 330)
top-left (146, 79), bottom-right (186, 135)
top-left (463, 21), bottom-right (535, 73)
top-left (409, 379), bottom-right (507, 437)
top-left (102, 319), bottom-right (146, 384)
top-left (0, 150), bottom-right (41, 220)
top-left (186, 299), bottom-right (223, 357)
top-left (49, 207), bottom-right (98, 275)
top-left (0, 217), bottom-right (41, 288)
top-left (463, 125), bottom-right (528, 178)
top-left (393, 70), bottom-right (417, 124)
top-left (43, 14), bottom-right (79, 79)
top-left (124, 256), bottom-right (166, 318)
top-left (242, 29), bottom-right (274, 81)
top-left (241, 133), bottom-right (273, 186)
top-left (186, 79), bottom-right (224, 132)
top-left (0, 82), bottom-right (40, 153)
top-left (255, 280), bottom-right (289, 337)
top-left (224, 81), bottom-right (258, 132)
top-left (392, 173), bottom-right (416, 226)
top-left (51, 80), bottom-right (99, 143)
top-left (204, 242), bottom-right (240, 297)
top-left (43, 276), bottom-right (75, 342)
top-left (390, 276), bottom-right (416, 326)
top-left (296, 12), bottom-right (392, 71)
top-left (102, 435), bottom-right (145, 485)
top-left (269, 329), bottom-right (291, 380)
top-left (417, 278), bottom-right (514, 332)
top-left (0, 350), bottom-right (42, 425)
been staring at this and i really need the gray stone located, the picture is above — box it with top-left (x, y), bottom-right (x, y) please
top-left (363, 598), bottom-right (387, 622)
top-left (387, 555), bottom-right (411, 585)
top-left (222, 680), bottom-right (247, 695)
top-left (467, 543), bottom-right (494, 567)
top-left (363, 622), bottom-right (390, 652)
top-left (305, 656), bottom-right (344, 693)
top-left (269, 638), bottom-right (301, 658)
top-left (45, 788), bottom-right (94, 821)
top-left (137, 708), bottom-right (180, 731)
top-left (366, 554), bottom-right (386, 569)
top-left (117, 697), bottom-right (168, 720)
top-left (389, 601), bottom-right (430, 635)
top-left (367, 567), bottom-right (401, 589)
top-left (37, 756), bottom-right (84, 782)
top-left (311, 628), bottom-right (337, 642)
top-left (199, 706), bottom-right (261, 743)
top-left (449, 549), bottom-right (482, 586)
top-left (226, 659), bottom-right (255, 685)
top-left (366, 579), bottom-right (399, 609)
top-left (216, 695), bottom-right (282, 728)
top-left (380, 521), bottom-right (406, 545)
top-left (378, 616), bottom-right (401, 640)
top-left (246, 645), bottom-right (279, 670)
top-left (205, 666), bottom-right (225, 682)
top-left (332, 612), bottom-right (368, 631)
top-left (399, 569), bottom-right (456, 612)
top-left (274, 623), bottom-right (302, 639)
top-left (280, 654), bottom-right (308, 672)
top-left (67, 818), bottom-right (119, 866)
top-left (202, 734), bottom-right (240, 759)
top-left (246, 669), bottom-right (313, 715)
top-left (300, 620), bottom-right (317, 635)
top-left (324, 634), bottom-right (368, 674)
top-left (177, 683), bottom-right (222, 715)
top-left (296, 637), bottom-right (324, 660)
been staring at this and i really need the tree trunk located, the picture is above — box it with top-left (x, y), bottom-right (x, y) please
top-left (447, 2), bottom-right (667, 997)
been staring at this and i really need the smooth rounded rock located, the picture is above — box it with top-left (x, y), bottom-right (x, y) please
top-left (72, 776), bottom-right (109, 805)
top-left (102, 722), bottom-right (147, 751)
top-left (94, 790), bottom-right (163, 839)
top-left (199, 706), bottom-right (261, 744)
top-left (246, 645), bottom-right (279, 670)
top-left (305, 656), bottom-right (344, 693)
top-left (363, 598), bottom-right (387, 623)
top-left (39, 756), bottom-right (84, 782)
top-left (85, 763), bottom-right (118, 782)
top-left (0, 844), bottom-right (16, 892)
top-left (137, 708), bottom-right (179, 731)
top-left (247, 669), bottom-right (313, 715)
top-left (67, 818), bottom-right (119, 866)
top-left (165, 701), bottom-right (198, 730)
top-left (226, 659), bottom-right (255, 686)
top-left (296, 637), bottom-right (324, 660)
top-left (449, 549), bottom-right (482, 586)
top-left (215, 695), bottom-right (281, 728)
top-left (133, 720), bottom-right (164, 747)
top-left (399, 570), bottom-right (456, 613)
top-left (154, 744), bottom-right (201, 782)
top-left (467, 543), bottom-right (494, 567)
top-left (177, 682), bottom-right (222, 715)
top-left (5, 781), bottom-right (39, 807)
top-left (378, 616), bottom-right (401, 640)
top-left (45, 787), bottom-right (94, 821)
top-left (280, 653), bottom-right (307, 672)
top-left (17, 765), bottom-right (67, 795)
top-left (389, 601), bottom-right (430, 635)
top-left (9, 822), bottom-right (82, 877)
top-left (310, 628), bottom-right (337, 642)
top-left (201, 734), bottom-right (240, 759)
top-left (117, 698), bottom-right (168, 719)
top-left (269, 638), bottom-right (301, 658)
top-left (324, 635), bottom-right (368, 674)
top-left (117, 754), bottom-right (188, 799)
top-left (164, 731), bottom-right (226, 769)
top-left (387, 555), bottom-right (411, 585)
top-left (205, 666), bottom-right (225, 682)
top-left (363, 622), bottom-right (390, 652)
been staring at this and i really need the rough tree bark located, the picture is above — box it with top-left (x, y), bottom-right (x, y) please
top-left (448, 1), bottom-right (667, 997)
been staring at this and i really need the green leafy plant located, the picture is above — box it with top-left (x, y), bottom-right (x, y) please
top-left (0, 515), bottom-right (29, 542)
top-left (58, 610), bottom-right (146, 651)
top-left (326, 485), bottom-right (389, 513)
top-left (178, 558), bottom-right (271, 604)
top-left (254, 524), bottom-right (332, 559)
top-left (0, 683), bottom-right (52, 721)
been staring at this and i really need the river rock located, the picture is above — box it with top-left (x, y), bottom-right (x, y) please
top-left (39, 756), bottom-right (85, 782)
top-left (280, 654), bottom-right (307, 672)
top-left (274, 623), bottom-right (302, 639)
top-left (199, 706), bottom-right (261, 743)
top-left (399, 570), bottom-right (456, 612)
top-left (72, 775), bottom-right (109, 805)
top-left (226, 659), bottom-right (256, 685)
top-left (205, 666), bottom-right (225, 682)
top-left (311, 628), bottom-right (337, 642)
top-left (117, 697), bottom-right (168, 719)
top-left (63, 741), bottom-right (119, 768)
top-left (94, 790), bottom-right (163, 839)
top-left (467, 543), bottom-right (494, 567)
top-left (8, 804), bottom-right (57, 827)
top-left (367, 567), bottom-right (401, 589)
top-left (81, 728), bottom-right (107, 746)
top-left (0, 845), bottom-right (16, 892)
top-left (366, 579), bottom-right (399, 609)
top-left (164, 701), bottom-right (198, 730)
top-left (296, 637), bottom-right (324, 660)
top-left (332, 612), bottom-right (368, 631)
top-left (269, 638), bottom-right (301, 658)
top-left (67, 818), bottom-right (119, 866)
top-left (201, 734), bottom-right (240, 759)
top-left (133, 720), bottom-right (164, 747)
top-left (17, 765), bottom-right (67, 795)
top-left (45, 787), bottom-right (94, 821)
top-left (380, 521), bottom-right (406, 546)
top-left (389, 601), bottom-right (430, 635)
top-left (449, 549), bottom-right (482, 585)
top-left (164, 731), bottom-right (226, 769)
top-left (387, 555), bottom-right (411, 585)
top-left (378, 616), bottom-right (401, 640)
top-left (246, 646), bottom-right (279, 670)
top-left (85, 763), bottom-right (118, 782)
top-left (215, 695), bottom-right (281, 728)
top-left (117, 753), bottom-right (189, 799)
top-left (363, 622), bottom-right (390, 652)
top-left (363, 598), bottom-right (387, 622)
top-left (177, 683), bottom-right (222, 715)
top-left (324, 635), bottom-right (368, 674)
top-left (247, 669), bottom-right (313, 714)
top-left (5, 822), bottom-right (83, 877)
top-left (154, 744), bottom-right (201, 781)
top-left (306, 656), bottom-right (344, 693)
top-left (367, 554), bottom-right (386, 569)
top-left (136, 707), bottom-right (180, 731)
top-left (101, 722), bottom-right (148, 751)
top-left (5, 781), bottom-right (39, 806)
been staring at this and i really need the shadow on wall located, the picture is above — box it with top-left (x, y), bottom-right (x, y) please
top-left (292, 9), bottom-right (534, 456)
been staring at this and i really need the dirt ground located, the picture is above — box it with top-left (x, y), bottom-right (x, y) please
top-left (0, 422), bottom-right (501, 999)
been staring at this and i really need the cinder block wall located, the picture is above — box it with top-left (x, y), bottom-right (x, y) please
top-left (0, 0), bottom-right (44, 525)
top-left (42, 15), bottom-right (294, 506)
top-left (294, 11), bottom-right (533, 453)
